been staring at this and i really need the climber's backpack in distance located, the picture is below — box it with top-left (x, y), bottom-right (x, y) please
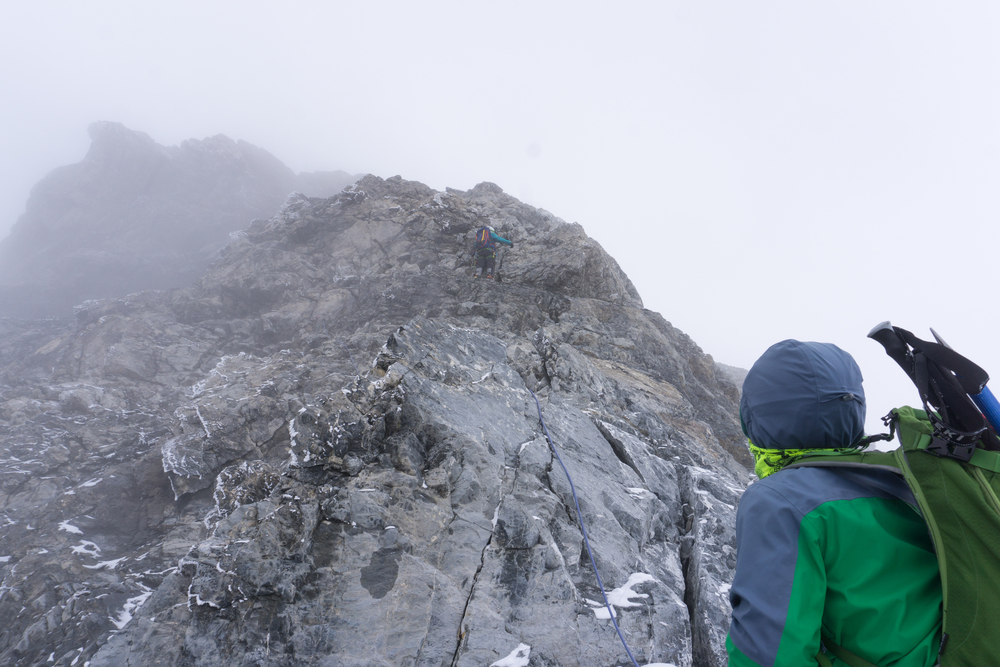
top-left (787, 406), bottom-right (1000, 667)
top-left (474, 227), bottom-right (494, 253)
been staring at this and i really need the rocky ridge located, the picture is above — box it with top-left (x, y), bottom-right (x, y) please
top-left (0, 122), bottom-right (360, 318)
top-left (0, 175), bottom-right (749, 666)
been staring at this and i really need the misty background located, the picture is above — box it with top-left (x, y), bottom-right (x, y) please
top-left (2, 1), bottom-right (998, 434)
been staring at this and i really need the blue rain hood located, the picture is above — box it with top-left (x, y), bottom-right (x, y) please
top-left (740, 340), bottom-right (866, 450)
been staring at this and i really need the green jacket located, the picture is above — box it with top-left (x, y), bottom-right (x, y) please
top-left (726, 465), bottom-right (942, 666)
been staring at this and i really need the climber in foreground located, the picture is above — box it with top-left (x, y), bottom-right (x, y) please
top-left (471, 224), bottom-right (513, 280)
top-left (726, 340), bottom-right (942, 667)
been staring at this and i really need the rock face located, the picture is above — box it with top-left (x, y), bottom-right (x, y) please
top-left (0, 122), bottom-right (360, 318)
top-left (716, 364), bottom-right (747, 394)
top-left (0, 175), bottom-right (749, 667)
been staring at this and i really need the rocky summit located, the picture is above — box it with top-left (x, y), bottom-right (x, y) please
top-left (0, 174), bottom-right (749, 667)
top-left (0, 122), bottom-right (360, 318)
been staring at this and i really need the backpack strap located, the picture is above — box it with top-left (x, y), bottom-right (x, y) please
top-left (475, 227), bottom-right (495, 247)
top-left (903, 425), bottom-right (1000, 474)
top-left (784, 450), bottom-right (902, 475)
top-left (819, 635), bottom-right (880, 667)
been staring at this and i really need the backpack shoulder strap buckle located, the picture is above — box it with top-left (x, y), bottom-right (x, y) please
top-left (923, 411), bottom-right (983, 461)
top-left (924, 435), bottom-right (976, 462)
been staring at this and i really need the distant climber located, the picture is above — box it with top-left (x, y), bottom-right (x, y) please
top-left (471, 224), bottom-right (513, 280)
top-left (727, 340), bottom-right (942, 667)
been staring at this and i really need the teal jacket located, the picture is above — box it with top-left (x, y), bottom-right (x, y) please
top-left (489, 230), bottom-right (513, 247)
top-left (726, 466), bottom-right (942, 666)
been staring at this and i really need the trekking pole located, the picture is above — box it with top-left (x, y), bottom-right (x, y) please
top-left (869, 322), bottom-right (1000, 436)
top-left (929, 328), bottom-right (1000, 434)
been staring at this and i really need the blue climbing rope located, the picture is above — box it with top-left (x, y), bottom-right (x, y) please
top-left (527, 388), bottom-right (643, 667)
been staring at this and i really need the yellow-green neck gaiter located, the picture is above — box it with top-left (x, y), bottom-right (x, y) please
top-left (747, 441), bottom-right (861, 479)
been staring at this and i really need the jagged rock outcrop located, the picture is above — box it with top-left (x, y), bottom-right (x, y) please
top-left (0, 175), bottom-right (749, 667)
top-left (0, 122), bottom-right (360, 318)
top-left (716, 364), bottom-right (747, 394)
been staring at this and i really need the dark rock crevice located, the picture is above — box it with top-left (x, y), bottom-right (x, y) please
top-left (594, 420), bottom-right (647, 486)
top-left (677, 465), bottom-right (699, 660)
top-left (676, 464), bottom-right (740, 667)
top-left (451, 478), bottom-right (506, 667)
top-left (451, 528), bottom-right (492, 667)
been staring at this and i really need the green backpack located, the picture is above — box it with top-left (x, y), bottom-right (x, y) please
top-left (789, 323), bottom-right (1000, 667)
top-left (790, 406), bottom-right (1000, 667)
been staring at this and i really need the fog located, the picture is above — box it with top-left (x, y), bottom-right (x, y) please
top-left (2, 1), bottom-right (999, 432)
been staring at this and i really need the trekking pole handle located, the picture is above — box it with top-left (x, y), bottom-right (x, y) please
top-left (931, 328), bottom-right (1000, 434)
top-left (868, 321), bottom-right (916, 382)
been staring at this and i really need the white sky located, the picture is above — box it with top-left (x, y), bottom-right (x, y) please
top-left (2, 1), bottom-right (999, 433)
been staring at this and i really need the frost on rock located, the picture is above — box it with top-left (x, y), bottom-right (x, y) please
top-left (70, 541), bottom-right (102, 558)
top-left (161, 436), bottom-right (198, 479)
top-left (58, 521), bottom-right (83, 535)
top-left (588, 572), bottom-right (658, 619)
top-left (491, 644), bottom-right (530, 667)
top-left (111, 586), bottom-right (153, 631)
top-left (83, 557), bottom-right (127, 571)
top-left (274, 192), bottom-right (311, 225)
